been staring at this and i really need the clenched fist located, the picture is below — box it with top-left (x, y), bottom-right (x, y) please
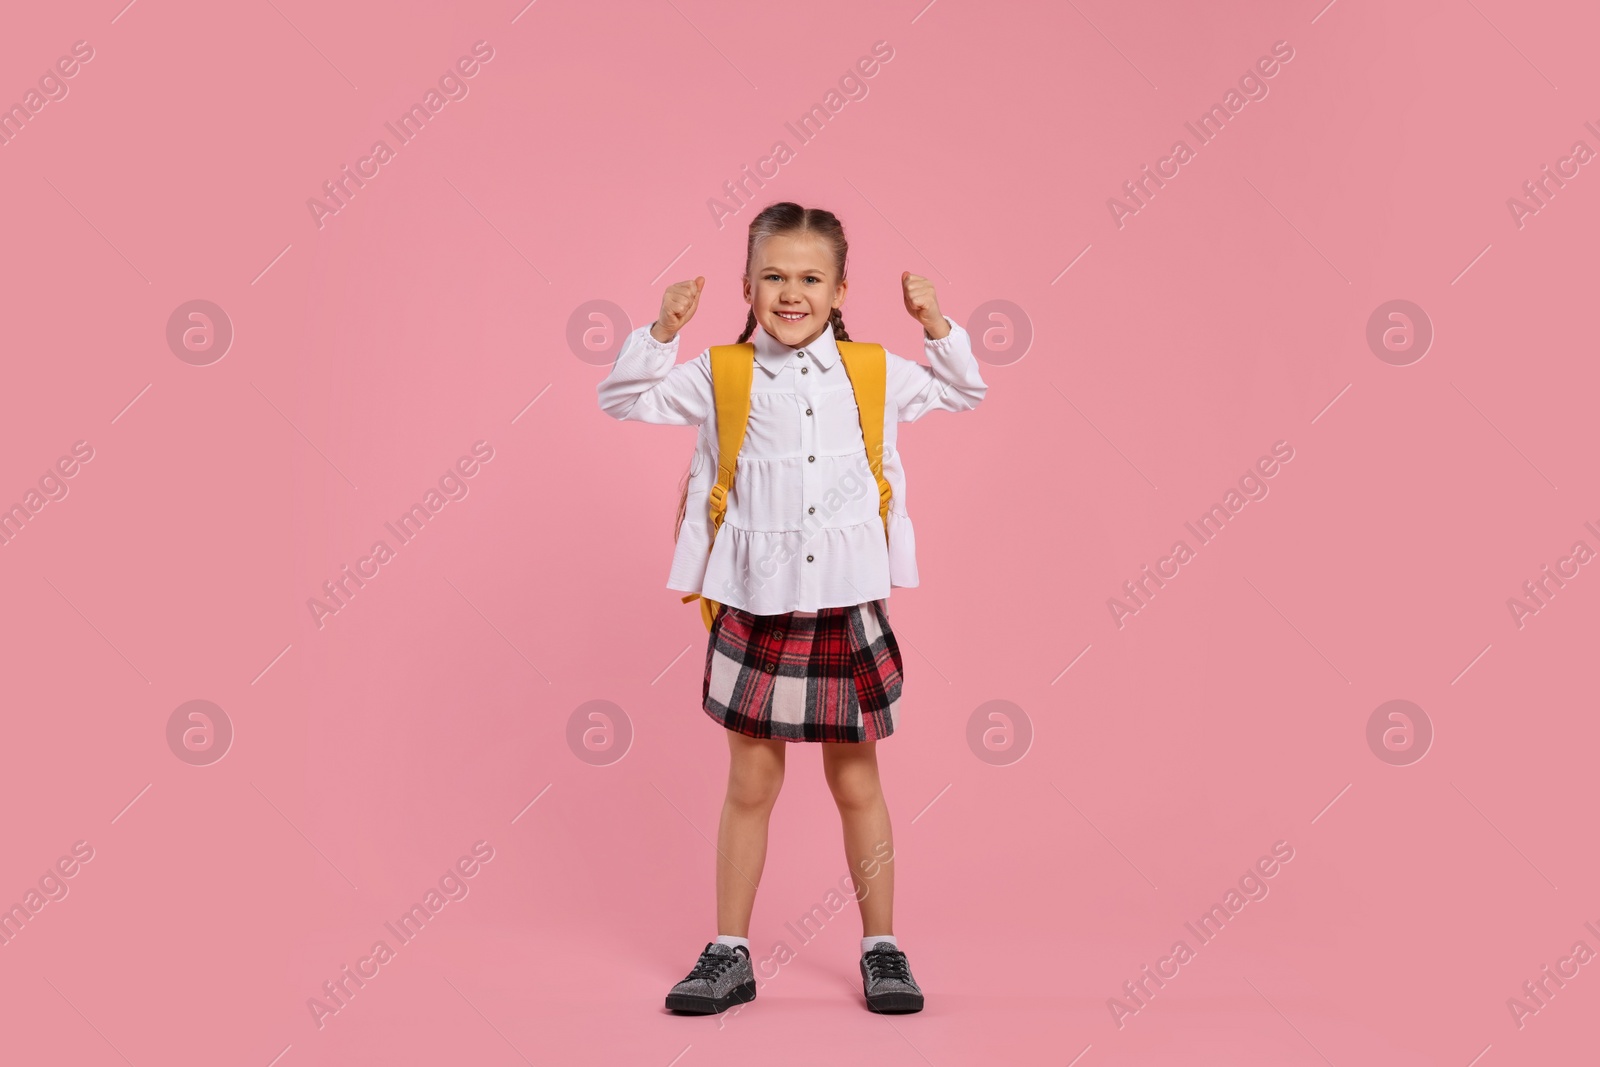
top-left (902, 272), bottom-right (949, 339)
top-left (651, 276), bottom-right (704, 343)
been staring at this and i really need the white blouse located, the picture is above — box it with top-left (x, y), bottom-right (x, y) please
top-left (597, 314), bottom-right (988, 615)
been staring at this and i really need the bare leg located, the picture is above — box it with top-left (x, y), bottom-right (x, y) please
top-left (715, 730), bottom-right (788, 937)
top-left (821, 739), bottom-right (895, 937)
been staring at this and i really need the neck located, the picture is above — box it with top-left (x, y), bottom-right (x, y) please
top-left (774, 320), bottom-right (831, 349)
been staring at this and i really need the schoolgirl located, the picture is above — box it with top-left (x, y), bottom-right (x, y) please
top-left (597, 201), bottom-right (987, 1014)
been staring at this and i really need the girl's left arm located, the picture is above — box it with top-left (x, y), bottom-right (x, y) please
top-left (887, 314), bottom-right (989, 423)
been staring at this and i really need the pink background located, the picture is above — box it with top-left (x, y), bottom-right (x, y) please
top-left (2, 1), bottom-right (1597, 1064)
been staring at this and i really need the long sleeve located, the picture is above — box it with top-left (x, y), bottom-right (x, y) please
top-left (887, 315), bottom-right (989, 423)
top-left (596, 324), bottom-right (714, 426)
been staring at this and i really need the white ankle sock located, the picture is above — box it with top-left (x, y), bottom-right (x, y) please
top-left (862, 934), bottom-right (898, 953)
top-left (715, 934), bottom-right (750, 951)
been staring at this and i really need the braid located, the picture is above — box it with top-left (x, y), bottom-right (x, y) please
top-left (736, 309), bottom-right (757, 344)
top-left (827, 307), bottom-right (851, 342)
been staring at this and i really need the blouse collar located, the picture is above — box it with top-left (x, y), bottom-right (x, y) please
top-left (751, 319), bottom-right (839, 375)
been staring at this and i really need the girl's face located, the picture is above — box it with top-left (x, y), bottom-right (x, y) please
top-left (742, 232), bottom-right (847, 349)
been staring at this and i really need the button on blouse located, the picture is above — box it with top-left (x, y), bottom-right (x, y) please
top-left (597, 314), bottom-right (988, 615)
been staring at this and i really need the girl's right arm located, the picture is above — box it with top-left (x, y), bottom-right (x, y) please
top-left (595, 277), bottom-right (712, 426)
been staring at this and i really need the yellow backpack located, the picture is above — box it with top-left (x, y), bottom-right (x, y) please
top-left (682, 340), bottom-right (893, 631)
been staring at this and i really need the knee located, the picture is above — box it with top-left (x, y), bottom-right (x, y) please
top-left (825, 768), bottom-right (881, 811)
top-left (726, 767), bottom-right (783, 810)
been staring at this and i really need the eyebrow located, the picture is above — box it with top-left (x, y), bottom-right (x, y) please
top-left (756, 266), bottom-right (831, 276)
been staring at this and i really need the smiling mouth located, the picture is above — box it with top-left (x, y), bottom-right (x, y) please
top-left (775, 310), bottom-right (808, 322)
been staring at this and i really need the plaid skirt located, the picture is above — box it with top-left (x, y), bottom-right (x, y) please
top-left (702, 598), bottom-right (904, 743)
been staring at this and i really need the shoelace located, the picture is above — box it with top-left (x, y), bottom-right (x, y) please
top-left (686, 949), bottom-right (739, 981)
top-left (864, 948), bottom-right (911, 982)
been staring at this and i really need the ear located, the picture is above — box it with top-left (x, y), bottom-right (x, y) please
top-left (833, 276), bottom-right (848, 309)
top-left (742, 275), bottom-right (752, 303)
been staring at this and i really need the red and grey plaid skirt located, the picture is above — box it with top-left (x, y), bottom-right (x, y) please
top-left (703, 599), bottom-right (904, 743)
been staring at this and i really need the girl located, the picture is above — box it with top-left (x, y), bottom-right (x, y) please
top-left (596, 202), bottom-right (987, 1015)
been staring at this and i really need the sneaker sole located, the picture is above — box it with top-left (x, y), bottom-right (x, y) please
top-left (866, 991), bottom-right (924, 1014)
top-left (665, 979), bottom-right (756, 1015)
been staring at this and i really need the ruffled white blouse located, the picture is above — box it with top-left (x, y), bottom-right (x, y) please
top-left (597, 314), bottom-right (988, 614)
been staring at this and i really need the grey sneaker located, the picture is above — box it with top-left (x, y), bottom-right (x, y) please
top-left (861, 941), bottom-right (924, 1013)
top-left (665, 942), bottom-right (757, 1014)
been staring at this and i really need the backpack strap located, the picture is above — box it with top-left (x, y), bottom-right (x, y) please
top-left (835, 341), bottom-right (892, 544)
top-left (680, 343), bottom-right (755, 630)
top-left (705, 343), bottom-right (756, 537)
